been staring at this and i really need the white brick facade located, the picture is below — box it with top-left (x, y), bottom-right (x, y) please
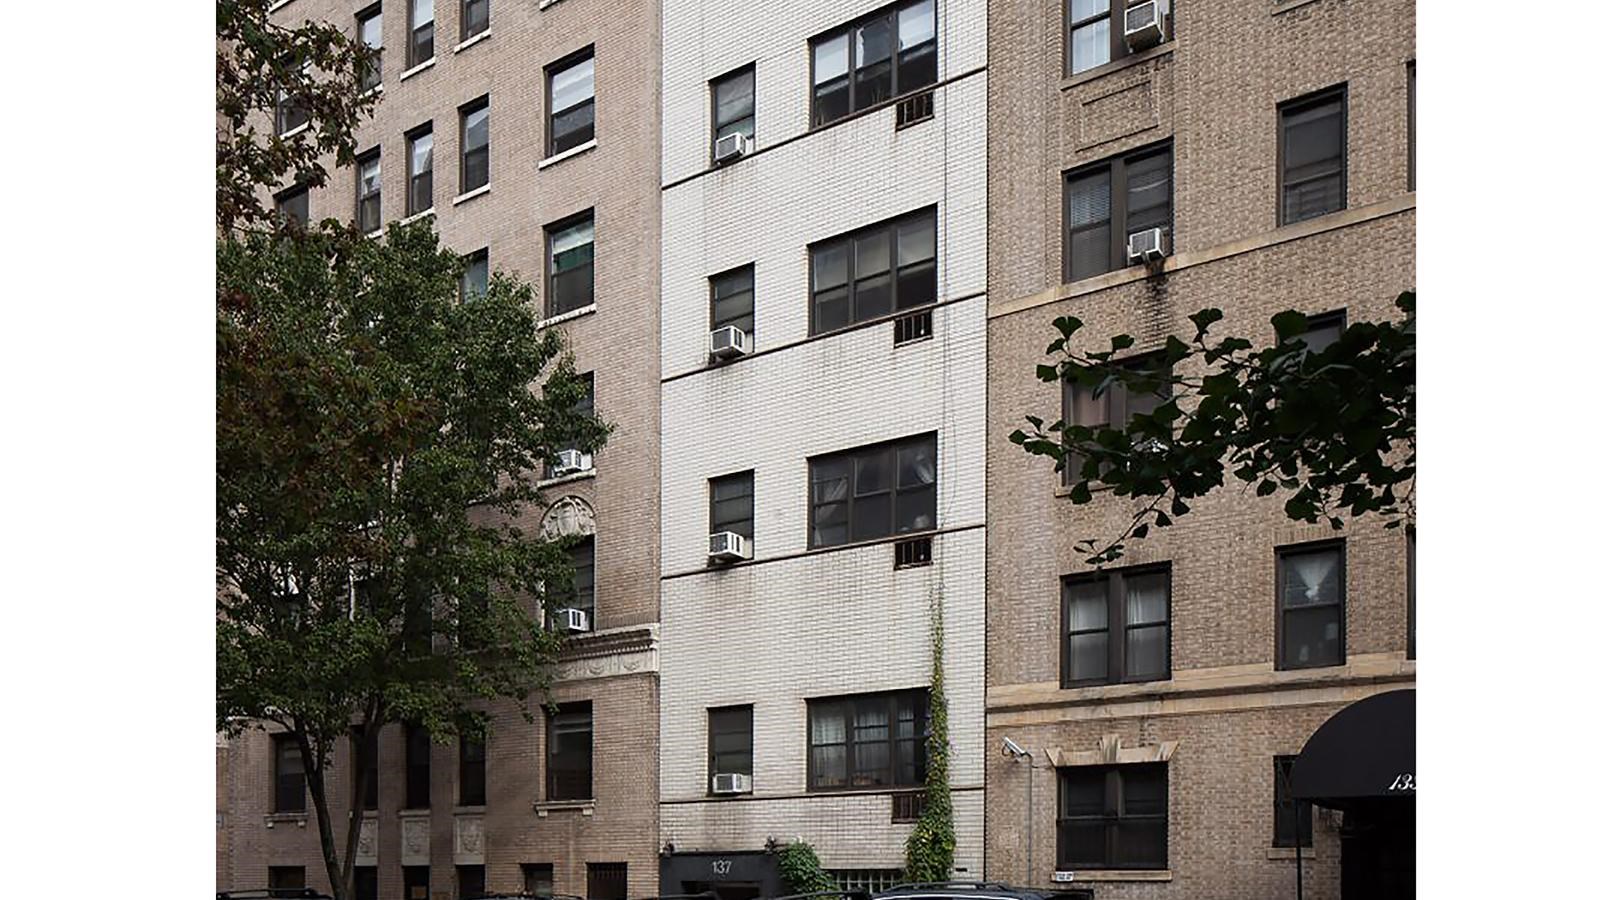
top-left (659, 0), bottom-right (988, 880)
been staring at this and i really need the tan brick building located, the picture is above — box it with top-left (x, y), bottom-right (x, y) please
top-left (219, 0), bottom-right (663, 897)
top-left (983, 1), bottom-right (1414, 898)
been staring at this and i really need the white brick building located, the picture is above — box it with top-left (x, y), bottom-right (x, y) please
top-left (657, 0), bottom-right (988, 893)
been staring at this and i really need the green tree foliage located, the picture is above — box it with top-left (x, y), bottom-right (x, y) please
top-left (216, 0), bottom-right (380, 232)
top-left (1012, 292), bottom-right (1415, 565)
top-left (904, 589), bottom-right (955, 882)
top-left (777, 840), bottom-right (841, 898)
top-left (217, 220), bottom-right (609, 900)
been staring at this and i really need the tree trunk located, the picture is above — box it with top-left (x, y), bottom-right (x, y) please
top-left (340, 711), bottom-right (383, 900)
top-left (300, 732), bottom-right (349, 900)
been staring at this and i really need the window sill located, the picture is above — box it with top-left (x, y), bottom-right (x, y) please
top-left (453, 183), bottom-right (492, 206)
top-left (539, 139), bottom-right (598, 170)
top-left (364, 228), bottom-right (383, 240)
top-left (1059, 41), bottom-right (1177, 92)
top-left (539, 0), bottom-right (568, 8)
top-left (263, 812), bottom-right (308, 828)
top-left (399, 58), bottom-right (436, 81)
top-left (397, 807), bottom-right (431, 818)
top-left (361, 84), bottom-right (384, 99)
top-left (1267, 847), bottom-right (1316, 860)
top-left (399, 208), bottom-right (435, 225)
top-left (537, 468), bottom-right (596, 489)
top-left (1061, 870), bottom-right (1172, 883)
top-left (455, 29), bottom-right (491, 53)
top-left (454, 805), bottom-right (486, 815)
top-left (537, 303), bottom-right (597, 329)
top-left (277, 122), bottom-right (309, 140)
top-left (1272, 0), bottom-right (1325, 15)
top-left (534, 799), bottom-right (594, 817)
top-left (268, 0), bottom-right (296, 12)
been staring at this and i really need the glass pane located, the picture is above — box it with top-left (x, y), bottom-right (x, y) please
top-left (1283, 175), bottom-right (1342, 223)
top-left (1114, 820), bottom-right (1166, 868)
top-left (716, 70), bottom-right (754, 129)
top-left (551, 103), bottom-right (595, 151)
top-left (900, 1), bottom-right (936, 49)
top-left (1302, 318), bottom-right (1343, 355)
top-left (1059, 822), bottom-right (1108, 867)
top-left (814, 288), bottom-right (849, 334)
top-left (814, 33), bottom-right (848, 85)
top-left (1284, 607), bottom-right (1341, 667)
top-left (897, 0), bottom-right (937, 93)
top-left (1069, 171), bottom-right (1111, 228)
top-left (552, 219), bottom-right (595, 260)
top-left (1068, 225), bottom-right (1111, 280)
top-left (463, 105), bottom-right (488, 151)
top-left (897, 439), bottom-right (936, 488)
top-left (898, 214), bottom-right (935, 265)
top-left (812, 745), bottom-right (846, 787)
top-left (552, 57), bottom-right (595, 114)
top-left (1068, 632), bottom-right (1108, 681)
top-left (1126, 151), bottom-right (1172, 233)
top-left (855, 447), bottom-right (893, 494)
top-left (1125, 573), bottom-right (1168, 624)
top-left (856, 228), bottom-right (891, 278)
top-left (1067, 582), bottom-right (1108, 630)
top-left (855, 15), bottom-right (894, 109)
top-left (855, 272), bottom-right (891, 322)
top-left (1070, 0), bottom-right (1110, 24)
top-left (361, 14), bottom-right (383, 48)
top-left (854, 493), bottom-right (891, 540)
top-left (463, 0), bottom-right (489, 38)
top-left (1284, 102), bottom-right (1342, 171)
top-left (812, 241), bottom-right (849, 291)
top-left (410, 133), bottom-right (432, 174)
top-left (1121, 765), bottom-right (1166, 814)
top-left (1070, 20), bottom-right (1110, 74)
top-left (413, 0), bottom-right (434, 27)
top-left (895, 485), bottom-right (935, 533)
top-left (1068, 380), bottom-right (1110, 427)
top-left (1125, 625), bottom-right (1168, 680)
top-left (1282, 549), bottom-right (1340, 607)
top-left (360, 158), bottom-right (381, 197)
top-left (1064, 769), bottom-right (1106, 815)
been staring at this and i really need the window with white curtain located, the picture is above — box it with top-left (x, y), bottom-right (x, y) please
top-left (1276, 541), bottom-right (1345, 669)
top-left (807, 689), bottom-right (928, 791)
top-left (1062, 565), bottom-right (1171, 686)
top-left (808, 433), bottom-right (936, 548)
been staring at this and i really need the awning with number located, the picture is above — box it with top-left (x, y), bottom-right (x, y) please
top-left (1290, 688), bottom-right (1415, 810)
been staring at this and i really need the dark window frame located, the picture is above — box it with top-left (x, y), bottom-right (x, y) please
top-left (1062, 140), bottom-right (1173, 283)
top-left (711, 64), bottom-right (757, 158)
top-left (357, 4), bottom-right (384, 92)
top-left (808, 0), bottom-right (938, 129)
top-left (356, 148), bottom-right (382, 234)
top-left (274, 185), bottom-right (310, 229)
top-left (408, 0), bottom-right (435, 68)
top-left (1061, 563), bottom-right (1172, 688)
top-left (586, 862), bottom-right (628, 900)
top-left (808, 206), bottom-right (938, 337)
top-left (806, 688), bottom-right (930, 792)
top-left (710, 264), bottom-right (755, 337)
top-left (461, 0), bottom-right (490, 42)
top-left (546, 46), bottom-right (597, 157)
top-left (404, 722), bottom-right (431, 809)
top-left (545, 370), bottom-right (595, 479)
top-left (546, 701), bottom-right (594, 802)
top-left (1060, 351), bottom-right (1171, 483)
top-left (458, 95), bottom-right (490, 194)
top-left (1063, 1), bottom-right (1174, 77)
top-left (272, 733), bottom-right (305, 813)
top-left (404, 865), bottom-right (431, 900)
top-left (458, 733), bottom-right (486, 806)
top-left (457, 865), bottom-right (486, 900)
top-left (709, 470), bottom-right (755, 544)
top-left (1274, 539), bottom-right (1347, 671)
top-left (269, 866), bottom-right (307, 892)
top-left (1406, 61), bottom-right (1415, 192)
top-left (521, 864), bottom-right (555, 898)
top-left (545, 209), bottom-right (596, 317)
top-left (1056, 762), bottom-right (1169, 870)
top-left (406, 123), bottom-right (434, 215)
top-left (807, 432), bottom-right (938, 549)
top-left (355, 866), bottom-right (379, 900)
top-left (460, 248), bottom-right (489, 302)
top-left (1272, 755), bottom-right (1314, 848)
top-left (707, 704), bottom-right (755, 792)
top-left (1277, 84), bottom-right (1348, 226)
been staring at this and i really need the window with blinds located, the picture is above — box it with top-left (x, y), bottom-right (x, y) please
top-left (1064, 141), bottom-right (1172, 282)
top-left (1279, 86), bottom-right (1347, 225)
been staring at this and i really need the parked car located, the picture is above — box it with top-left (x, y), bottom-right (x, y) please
top-left (873, 882), bottom-right (1092, 900)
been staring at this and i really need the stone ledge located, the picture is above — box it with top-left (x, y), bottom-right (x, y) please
top-left (534, 799), bottom-right (595, 817)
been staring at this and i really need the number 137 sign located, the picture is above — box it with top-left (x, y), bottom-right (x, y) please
top-left (1388, 773), bottom-right (1415, 792)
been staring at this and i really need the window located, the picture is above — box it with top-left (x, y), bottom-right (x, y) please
top-left (1278, 85), bottom-right (1346, 225)
top-left (809, 433), bottom-right (936, 549)
top-left (357, 6), bottom-right (383, 92)
top-left (712, 66), bottom-right (755, 153)
top-left (1297, 310), bottom-right (1346, 356)
top-left (546, 371), bottom-right (594, 479)
top-left (461, 0), bottom-right (489, 41)
top-left (460, 249), bottom-right (489, 301)
top-left (548, 536), bottom-right (595, 625)
top-left (458, 865), bottom-right (486, 900)
top-left (1406, 527), bottom-right (1415, 660)
top-left (547, 212), bottom-right (595, 315)
top-left (1066, 1), bottom-right (1171, 76)
top-left (548, 49), bottom-right (596, 156)
top-left (810, 207), bottom-right (936, 335)
top-left (275, 186), bottom-right (309, 229)
top-left (404, 866), bottom-right (430, 900)
top-left (404, 723), bottom-right (431, 808)
top-left (357, 151), bottom-right (381, 234)
top-left (710, 471), bottom-right (754, 546)
top-left (275, 70), bottom-right (309, 136)
top-left (1060, 355), bottom-right (1170, 482)
top-left (522, 864), bottom-right (555, 898)
top-left (810, 0), bottom-right (937, 128)
top-left (269, 867), bottom-right (307, 891)
top-left (272, 733), bottom-right (304, 813)
top-left (1063, 142), bottom-right (1172, 282)
top-left (1273, 755), bottom-right (1313, 848)
top-left (407, 125), bottom-right (433, 215)
top-left (351, 726), bottom-right (379, 810)
top-left (546, 701), bottom-right (593, 801)
top-left (459, 734), bottom-right (486, 806)
top-left (1276, 541), bottom-right (1345, 670)
top-left (1407, 61), bottom-right (1415, 192)
top-left (355, 867), bottom-right (379, 900)
top-left (1062, 565), bottom-right (1171, 686)
top-left (808, 689), bottom-right (928, 790)
top-left (459, 97), bottom-right (490, 194)
top-left (587, 863), bottom-right (627, 900)
top-left (1057, 763), bottom-right (1168, 869)
top-left (710, 265), bottom-right (754, 338)
top-left (708, 705), bottom-right (754, 788)
top-left (409, 0), bottom-right (435, 67)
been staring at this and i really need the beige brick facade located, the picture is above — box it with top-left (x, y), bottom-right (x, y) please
top-left (984, 0), bottom-right (1414, 897)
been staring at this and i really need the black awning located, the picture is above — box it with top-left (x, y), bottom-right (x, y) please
top-left (1291, 688), bottom-right (1415, 808)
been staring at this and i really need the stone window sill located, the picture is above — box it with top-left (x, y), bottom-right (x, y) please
top-left (537, 303), bottom-right (597, 330)
top-left (400, 58), bottom-right (436, 82)
top-left (1059, 41), bottom-right (1176, 92)
top-left (399, 208), bottom-right (435, 225)
top-left (454, 805), bottom-right (486, 815)
top-left (397, 807), bottom-right (431, 818)
top-left (1273, 0), bottom-right (1325, 15)
top-left (277, 122), bottom-right (309, 141)
top-left (535, 799), bottom-right (594, 817)
top-left (453, 183), bottom-right (491, 206)
top-left (455, 30), bottom-right (491, 54)
top-left (1267, 847), bottom-right (1316, 860)
top-left (537, 468), bottom-right (596, 489)
top-left (539, 139), bottom-right (598, 170)
top-left (1063, 870), bottom-right (1172, 882)
top-left (263, 812), bottom-right (308, 828)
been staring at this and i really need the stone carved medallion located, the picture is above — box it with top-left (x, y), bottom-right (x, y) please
top-left (454, 815), bottom-right (485, 863)
top-left (356, 819), bottom-right (377, 862)
top-left (401, 817), bottom-right (429, 865)
top-left (540, 496), bottom-right (596, 540)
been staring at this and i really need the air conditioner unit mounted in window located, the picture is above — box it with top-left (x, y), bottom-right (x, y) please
top-left (1127, 227), bottom-right (1167, 264)
top-left (709, 325), bottom-right (751, 361)
top-left (1123, 1), bottom-right (1166, 53)
top-left (714, 132), bottom-right (751, 164)
top-left (711, 772), bottom-right (752, 794)
top-left (708, 531), bottom-right (751, 564)
top-left (554, 607), bottom-right (590, 634)
top-left (552, 449), bottom-right (593, 477)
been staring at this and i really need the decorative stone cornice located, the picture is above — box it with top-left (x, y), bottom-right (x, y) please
top-left (554, 624), bottom-right (659, 682)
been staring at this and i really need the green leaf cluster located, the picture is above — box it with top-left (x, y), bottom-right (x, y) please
top-left (904, 589), bottom-right (956, 882)
top-left (777, 840), bottom-right (841, 898)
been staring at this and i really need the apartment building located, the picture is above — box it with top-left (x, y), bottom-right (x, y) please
top-left (220, 1), bottom-right (663, 897)
top-left (983, 1), bottom-right (1415, 899)
top-left (655, 0), bottom-right (988, 895)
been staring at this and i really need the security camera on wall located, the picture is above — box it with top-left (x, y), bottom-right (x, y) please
top-left (1001, 737), bottom-right (1027, 758)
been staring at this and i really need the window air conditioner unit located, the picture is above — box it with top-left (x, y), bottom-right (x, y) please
top-left (712, 772), bottom-right (752, 794)
top-left (1127, 227), bottom-right (1167, 264)
top-left (708, 531), bottom-right (751, 563)
top-left (553, 449), bottom-right (593, 477)
top-left (714, 132), bottom-right (751, 164)
top-left (1123, 1), bottom-right (1166, 53)
top-left (555, 607), bottom-right (590, 634)
top-left (709, 325), bottom-right (751, 361)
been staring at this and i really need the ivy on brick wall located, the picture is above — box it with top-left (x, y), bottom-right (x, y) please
top-left (905, 587), bottom-right (956, 882)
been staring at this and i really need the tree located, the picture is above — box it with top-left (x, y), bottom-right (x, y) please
top-left (1011, 292), bottom-right (1415, 565)
top-left (216, 0), bottom-right (379, 233)
top-left (216, 219), bottom-right (610, 900)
